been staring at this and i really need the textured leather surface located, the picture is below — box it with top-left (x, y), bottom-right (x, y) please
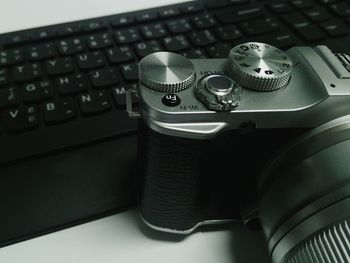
top-left (138, 121), bottom-right (303, 232)
top-left (139, 122), bottom-right (241, 231)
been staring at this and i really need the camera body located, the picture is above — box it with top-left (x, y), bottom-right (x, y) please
top-left (127, 42), bottom-right (350, 233)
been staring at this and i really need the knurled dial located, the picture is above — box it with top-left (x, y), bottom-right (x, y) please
top-left (139, 51), bottom-right (196, 93)
top-left (229, 42), bottom-right (293, 91)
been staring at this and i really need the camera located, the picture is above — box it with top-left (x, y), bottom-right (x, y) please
top-left (127, 42), bottom-right (350, 263)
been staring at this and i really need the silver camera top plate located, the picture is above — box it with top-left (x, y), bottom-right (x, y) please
top-left (128, 43), bottom-right (350, 139)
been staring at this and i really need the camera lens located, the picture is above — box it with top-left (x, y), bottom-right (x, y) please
top-left (258, 116), bottom-right (350, 263)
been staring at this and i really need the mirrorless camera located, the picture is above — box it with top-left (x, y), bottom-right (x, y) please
top-left (127, 42), bottom-right (350, 263)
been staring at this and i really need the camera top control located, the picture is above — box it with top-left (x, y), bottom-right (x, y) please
top-left (128, 41), bottom-right (350, 138)
top-left (139, 51), bottom-right (195, 93)
top-left (195, 74), bottom-right (242, 111)
top-left (229, 43), bottom-right (293, 91)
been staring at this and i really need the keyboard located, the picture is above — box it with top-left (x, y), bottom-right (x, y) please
top-left (1, 0), bottom-right (350, 246)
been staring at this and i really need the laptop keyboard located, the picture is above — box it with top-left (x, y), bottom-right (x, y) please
top-left (1, 0), bottom-right (350, 164)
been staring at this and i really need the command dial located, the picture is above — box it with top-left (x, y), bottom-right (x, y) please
top-left (229, 42), bottom-right (293, 91)
top-left (139, 52), bottom-right (195, 93)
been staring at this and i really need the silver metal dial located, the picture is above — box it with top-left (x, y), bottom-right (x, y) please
top-left (139, 52), bottom-right (196, 93)
top-left (229, 42), bottom-right (293, 91)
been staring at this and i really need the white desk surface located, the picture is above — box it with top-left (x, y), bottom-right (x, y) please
top-left (0, 1), bottom-right (270, 262)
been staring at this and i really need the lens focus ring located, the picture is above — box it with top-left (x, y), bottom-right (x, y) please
top-left (282, 218), bottom-right (350, 263)
top-left (259, 116), bottom-right (350, 263)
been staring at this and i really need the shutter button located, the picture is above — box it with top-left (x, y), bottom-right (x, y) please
top-left (195, 74), bottom-right (242, 111)
top-left (206, 75), bottom-right (234, 95)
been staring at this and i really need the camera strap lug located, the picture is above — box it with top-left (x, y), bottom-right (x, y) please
top-left (126, 88), bottom-right (141, 118)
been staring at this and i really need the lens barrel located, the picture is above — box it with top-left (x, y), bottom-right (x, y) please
top-left (259, 116), bottom-right (350, 263)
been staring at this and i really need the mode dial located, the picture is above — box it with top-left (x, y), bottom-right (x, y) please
top-left (139, 52), bottom-right (195, 93)
top-left (229, 42), bottom-right (293, 91)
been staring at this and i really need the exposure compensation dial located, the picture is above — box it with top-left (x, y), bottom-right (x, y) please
top-left (229, 42), bottom-right (293, 91)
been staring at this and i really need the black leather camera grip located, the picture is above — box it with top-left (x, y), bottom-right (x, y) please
top-left (138, 121), bottom-right (242, 232)
top-left (137, 120), bottom-right (305, 232)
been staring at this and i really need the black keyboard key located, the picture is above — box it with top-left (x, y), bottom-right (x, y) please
top-left (320, 20), bottom-right (349, 36)
top-left (77, 51), bottom-right (105, 69)
top-left (3, 34), bottom-right (29, 47)
top-left (103, 41), bottom-right (131, 58)
top-left (121, 63), bottom-right (138, 81)
top-left (159, 8), bottom-right (180, 18)
top-left (214, 25), bottom-right (242, 41)
top-left (83, 21), bottom-right (107, 32)
top-left (141, 23), bottom-right (167, 39)
top-left (162, 35), bottom-right (189, 51)
top-left (78, 91), bottom-right (111, 115)
top-left (181, 3), bottom-right (203, 14)
top-left (240, 18), bottom-right (278, 35)
top-left (215, 25), bottom-right (242, 41)
top-left (114, 28), bottom-right (140, 44)
top-left (318, 0), bottom-right (339, 4)
top-left (188, 30), bottom-right (217, 46)
top-left (191, 14), bottom-right (216, 29)
top-left (57, 25), bottom-right (81, 36)
top-left (282, 12), bottom-right (310, 28)
top-left (206, 0), bottom-right (230, 9)
top-left (136, 11), bottom-right (158, 22)
top-left (44, 99), bottom-right (76, 124)
top-left (304, 8), bottom-right (331, 22)
top-left (32, 29), bottom-right (56, 41)
top-left (28, 43), bottom-right (55, 61)
top-left (296, 24), bottom-right (326, 41)
top-left (228, 0), bottom-right (250, 5)
top-left (87, 33), bottom-right (113, 50)
top-left (46, 57), bottom-right (74, 76)
top-left (268, 1), bottom-right (293, 13)
top-left (215, 7), bottom-right (264, 24)
top-left (0, 69), bottom-right (8, 86)
top-left (21, 80), bottom-right (54, 103)
top-left (259, 33), bottom-right (296, 49)
top-left (111, 16), bottom-right (134, 27)
top-left (58, 38), bottom-right (85, 55)
top-left (12, 63), bottom-right (42, 82)
top-left (181, 49), bottom-right (207, 58)
top-left (57, 74), bottom-right (87, 95)
top-left (0, 49), bottom-right (24, 66)
top-left (166, 19), bottom-right (192, 34)
top-left (0, 88), bottom-right (18, 108)
top-left (134, 40), bottom-right (163, 58)
top-left (289, 0), bottom-right (314, 9)
top-left (106, 47), bottom-right (134, 64)
top-left (113, 84), bottom-right (137, 108)
top-left (329, 3), bottom-right (350, 17)
top-left (3, 106), bottom-right (38, 133)
top-left (206, 43), bottom-right (232, 58)
top-left (89, 67), bottom-right (120, 88)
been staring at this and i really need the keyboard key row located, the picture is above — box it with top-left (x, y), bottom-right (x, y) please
top-left (3, 3), bottom-right (205, 46)
top-left (0, 68), bottom-right (136, 109)
top-left (2, 11), bottom-right (346, 70)
top-left (2, 0), bottom-right (348, 51)
top-left (1, 88), bottom-right (135, 132)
